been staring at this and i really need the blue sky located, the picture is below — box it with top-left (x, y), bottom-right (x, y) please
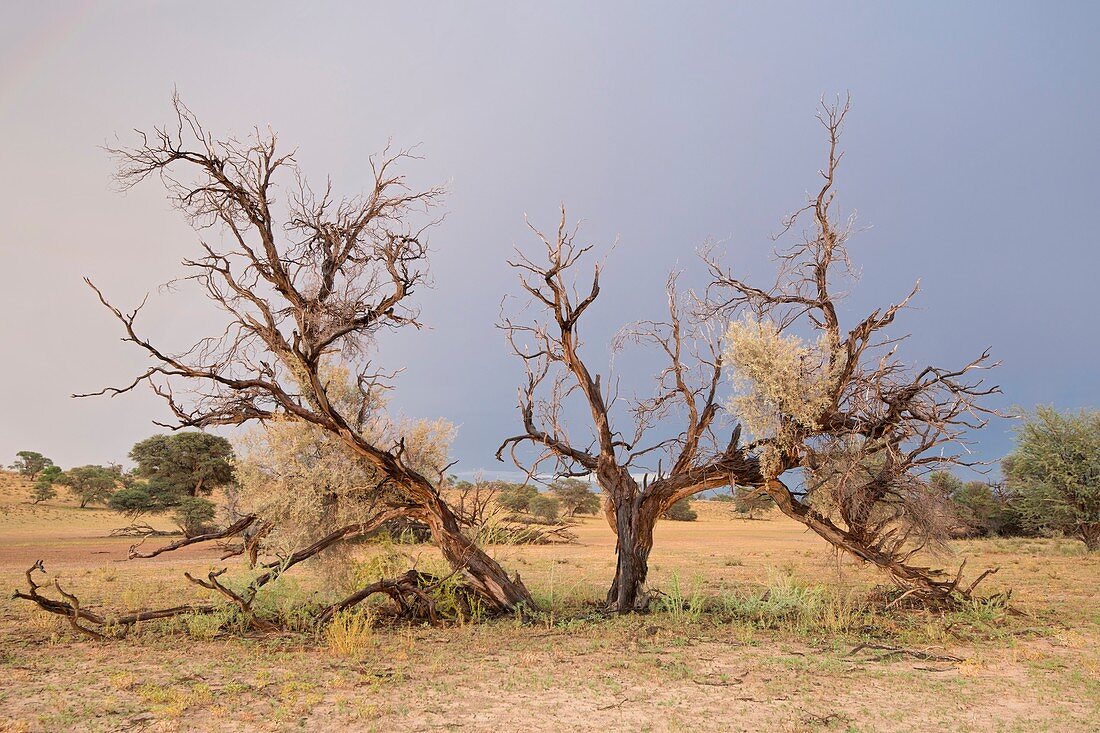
top-left (1, 2), bottom-right (1097, 478)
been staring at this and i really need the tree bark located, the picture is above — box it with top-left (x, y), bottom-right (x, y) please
top-left (601, 469), bottom-right (674, 613)
top-left (1080, 522), bottom-right (1100, 552)
top-left (606, 497), bottom-right (663, 612)
top-left (423, 491), bottom-right (535, 612)
top-left (328, 424), bottom-right (537, 615)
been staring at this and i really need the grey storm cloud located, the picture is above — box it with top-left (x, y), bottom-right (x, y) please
top-left (1, 1), bottom-right (1097, 476)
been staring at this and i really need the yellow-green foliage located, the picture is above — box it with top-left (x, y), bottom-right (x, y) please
top-left (184, 610), bottom-right (231, 640)
top-left (351, 543), bottom-right (486, 624)
top-left (718, 571), bottom-right (869, 635)
top-left (324, 608), bottom-right (375, 658)
top-left (234, 364), bottom-right (456, 558)
top-left (723, 317), bottom-right (842, 477)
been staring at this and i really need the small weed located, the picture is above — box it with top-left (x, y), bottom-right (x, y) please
top-left (658, 572), bottom-right (705, 623)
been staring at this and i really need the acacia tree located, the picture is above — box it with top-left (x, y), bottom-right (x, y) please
top-left (550, 478), bottom-right (601, 518)
top-left (11, 451), bottom-right (54, 480)
top-left (31, 465), bottom-right (63, 504)
top-left (60, 465), bottom-right (118, 508)
top-left (1004, 406), bottom-right (1100, 551)
top-left (129, 432), bottom-right (236, 500)
top-left (62, 95), bottom-right (532, 615)
top-left (501, 98), bottom-right (1000, 611)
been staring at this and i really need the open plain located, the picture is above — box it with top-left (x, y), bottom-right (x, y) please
top-left (1, 472), bottom-right (1097, 732)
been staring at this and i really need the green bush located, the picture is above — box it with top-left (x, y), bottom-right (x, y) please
top-left (31, 477), bottom-right (57, 504)
top-left (59, 465), bottom-right (118, 508)
top-left (172, 497), bottom-right (217, 537)
top-left (528, 495), bottom-right (560, 523)
top-left (663, 498), bottom-right (697, 521)
top-left (497, 483), bottom-right (539, 513)
top-left (550, 478), bottom-right (601, 517)
top-left (31, 464), bottom-right (63, 504)
top-left (108, 487), bottom-right (158, 519)
top-left (1004, 406), bottom-right (1100, 551)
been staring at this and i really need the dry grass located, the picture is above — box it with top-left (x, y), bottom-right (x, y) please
top-left (324, 608), bottom-right (375, 659)
top-left (0, 471), bottom-right (1097, 731)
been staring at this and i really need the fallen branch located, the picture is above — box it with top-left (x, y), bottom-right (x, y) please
top-left (248, 510), bottom-right (406, 592)
top-left (846, 642), bottom-right (963, 664)
top-left (128, 515), bottom-right (259, 559)
top-left (109, 524), bottom-right (179, 538)
top-left (317, 569), bottom-right (446, 625)
top-left (12, 561), bottom-right (217, 638)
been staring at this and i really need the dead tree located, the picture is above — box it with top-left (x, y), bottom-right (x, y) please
top-left (72, 94), bottom-right (533, 614)
top-left (704, 96), bottom-right (1001, 603)
top-left (498, 215), bottom-right (757, 612)
top-left (500, 97), bottom-right (1000, 611)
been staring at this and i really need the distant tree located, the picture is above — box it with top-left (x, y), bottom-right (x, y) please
top-left (930, 471), bottom-right (1023, 538)
top-left (528, 494), bottom-right (560, 523)
top-left (31, 480), bottom-right (57, 505)
top-left (732, 485), bottom-right (772, 519)
top-left (663, 498), bottom-right (698, 522)
top-left (172, 496), bottom-right (217, 537)
top-left (497, 483), bottom-right (539, 513)
top-left (60, 465), bottom-right (118, 508)
top-left (107, 486), bottom-right (159, 520)
top-left (11, 451), bottom-right (53, 480)
top-left (551, 478), bottom-right (600, 518)
top-left (31, 464), bottom-right (63, 504)
top-left (1004, 407), bottom-right (1100, 551)
top-left (129, 432), bottom-right (236, 504)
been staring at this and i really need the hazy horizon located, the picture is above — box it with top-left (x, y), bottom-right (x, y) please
top-left (2, 2), bottom-right (1098, 479)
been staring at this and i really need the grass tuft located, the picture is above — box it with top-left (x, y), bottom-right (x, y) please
top-left (324, 608), bottom-right (375, 658)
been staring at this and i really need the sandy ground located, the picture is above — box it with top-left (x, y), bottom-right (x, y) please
top-left (1, 472), bottom-right (1097, 732)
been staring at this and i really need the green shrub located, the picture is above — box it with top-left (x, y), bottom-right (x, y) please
top-left (550, 478), bottom-right (601, 517)
top-left (528, 495), bottom-right (560, 522)
top-left (172, 497), bottom-right (217, 537)
top-left (31, 470), bottom-right (60, 504)
top-left (663, 498), bottom-right (697, 521)
top-left (1004, 406), bottom-right (1100, 551)
top-left (497, 483), bottom-right (539, 513)
top-left (108, 487), bottom-right (158, 519)
top-left (183, 611), bottom-right (231, 640)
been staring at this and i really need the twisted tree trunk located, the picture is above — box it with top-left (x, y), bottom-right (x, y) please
top-left (762, 479), bottom-right (992, 602)
top-left (605, 496), bottom-right (663, 612)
